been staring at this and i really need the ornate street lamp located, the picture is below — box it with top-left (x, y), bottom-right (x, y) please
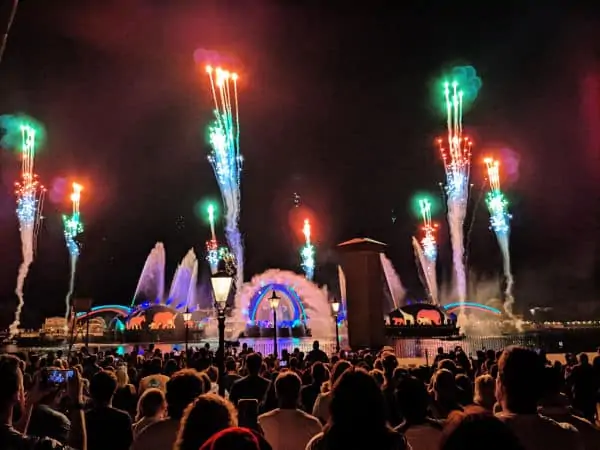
top-left (268, 290), bottom-right (280, 358)
top-left (182, 307), bottom-right (192, 357)
top-left (331, 300), bottom-right (340, 353)
top-left (211, 271), bottom-right (233, 396)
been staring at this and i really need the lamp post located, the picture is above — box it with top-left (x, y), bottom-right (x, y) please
top-left (268, 290), bottom-right (280, 358)
top-left (331, 300), bottom-right (340, 353)
top-left (182, 307), bottom-right (192, 359)
top-left (211, 271), bottom-right (233, 397)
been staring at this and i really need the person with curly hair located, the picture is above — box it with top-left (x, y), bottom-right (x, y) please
top-left (174, 393), bottom-right (237, 450)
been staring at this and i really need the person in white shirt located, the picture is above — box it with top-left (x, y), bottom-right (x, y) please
top-left (258, 371), bottom-right (322, 450)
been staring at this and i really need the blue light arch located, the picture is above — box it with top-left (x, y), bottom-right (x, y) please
top-left (443, 302), bottom-right (502, 316)
top-left (76, 304), bottom-right (132, 321)
top-left (249, 283), bottom-right (308, 324)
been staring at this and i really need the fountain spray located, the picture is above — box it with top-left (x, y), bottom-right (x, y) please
top-left (204, 65), bottom-right (243, 292)
top-left (301, 218), bottom-right (315, 280)
top-left (10, 124), bottom-right (46, 338)
top-left (62, 182), bottom-right (84, 325)
top-left (484, 158), bottom-right (517, 319)
top-left (437, 81), bottom-right (472, 312)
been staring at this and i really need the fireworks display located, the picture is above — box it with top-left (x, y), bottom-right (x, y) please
top-left (301, 218), bottom-right (315, 280)
top-left (204, 64), bottom-right (243, 291)
top-left (412, 198), bottom-right (439, 304)
top-left (218, 247), bottom-right (236, 276)
top-left (10, 123), bottom-right (46, 337)
top-left (62, 182), bottom-right (84, 323)
top-left (484, 158), bottom-right (515, 311)
top-left (206, 203), bottom-right (219, 274)
top-left (438, 80), bottom-right (472, 306)
top-left (484, 158), bottom-right (510, 234)
top-left (419, 199), bottom-right (437, 260)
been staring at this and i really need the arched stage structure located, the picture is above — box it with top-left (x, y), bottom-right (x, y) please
top-left (236, 269), bottom-right (334, 338)
top-left (248, 283), bottom-right (308, 327)
top-left (443, 302), bottom-right (502, 316)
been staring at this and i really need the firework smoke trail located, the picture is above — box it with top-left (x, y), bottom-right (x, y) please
top-left (10, 125), bottom-right (45, 338)
top-left (301, 219), bottom-right (316, 280)
top-left (62, 183), bottom-right (84, 324)
top-left (484, 158), bottom-right (517, 319)
top-left (438, 81), bottom-right (472, 312)
top-left (412, 199), bottom-right (439, 303)
top-left (0, 0), bottom-right (19, 64)
top-left (206, 204), bottom-right (219, 274)
top-left (205, 65), bottom-right (243, 292)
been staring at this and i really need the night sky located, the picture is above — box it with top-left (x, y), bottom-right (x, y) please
top-left (0, 1), bottom-right (599, 326)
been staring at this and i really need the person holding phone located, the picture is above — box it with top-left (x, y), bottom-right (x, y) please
top-left (0, 355), bottom-right (86, 450)
top-left (26, 368), bottom-right (72, 443)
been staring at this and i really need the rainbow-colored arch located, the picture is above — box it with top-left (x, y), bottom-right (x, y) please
top-left (249, 283), bottom-right (307, 323)
top-left (76, 304), bottom-right (132, 321)
top-left (443, 302), bottom-right (502, 316)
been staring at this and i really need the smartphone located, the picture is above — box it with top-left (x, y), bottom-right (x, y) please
top-left (44, 369), bottom-right (74, 387)
top-left (279, 360), bottom-right (288, 368)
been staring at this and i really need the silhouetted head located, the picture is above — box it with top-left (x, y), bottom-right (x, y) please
top-left (166, 369), bottom-right (204, 419)
top-left (329, 368), bottom-right (387, 431)
top-left (245, 353), bottom-right (263, 376)
top-left (90, 370), bottom-right (117, 405)
top-left (440, 407), bottom-right (523, 450)
top-left (175, 393), bottom-right (237, 450)
top-left (275, 371), bottom-right (302, 409)
top-left (135, 388), bottom-right (166, 421)
top-left (311, 362), bottom-right (328, 384)
top-left (496, 346), bottom-right (544, 414)
top-left (395, 375), bottom-right (429, 424)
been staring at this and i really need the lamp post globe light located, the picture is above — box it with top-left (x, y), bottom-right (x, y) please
top-left (211, 271), bottom-right (233, 397)
top-left (182, 307), bottom-right (192, 357)
top-left (331, 300), bottom-right (340, 353)
top-left (268, 290), bottom-right (280, 358)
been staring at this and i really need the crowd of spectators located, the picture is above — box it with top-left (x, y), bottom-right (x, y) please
top-left (1, 340), bottom-right (599, 450)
